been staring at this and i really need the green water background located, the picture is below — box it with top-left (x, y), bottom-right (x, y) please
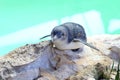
top-left (0, 0), bottom-right (120, 56)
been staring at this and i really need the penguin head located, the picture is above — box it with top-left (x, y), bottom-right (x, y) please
top-left (51, 25), bottom-right (68, 43)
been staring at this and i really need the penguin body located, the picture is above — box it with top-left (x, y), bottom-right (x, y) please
top-left (51, 22), bottom-right (86, 50)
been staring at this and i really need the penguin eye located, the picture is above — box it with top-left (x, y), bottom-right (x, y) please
top-left (52, 31), bottom-right (57, 36)
top-left (52, 30), bottom-right (64, 38)
top-left (56, 31), bottom-right (63, 38)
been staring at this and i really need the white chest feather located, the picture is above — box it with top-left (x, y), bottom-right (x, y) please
top-left (53, 40), bottom-right (84, 50)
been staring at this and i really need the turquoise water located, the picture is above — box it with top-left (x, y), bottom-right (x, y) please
top-left (0, 0), bottom-right (120, 56)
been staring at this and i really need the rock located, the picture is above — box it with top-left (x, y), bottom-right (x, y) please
top-left (0, 35), bottom-right (120, 80)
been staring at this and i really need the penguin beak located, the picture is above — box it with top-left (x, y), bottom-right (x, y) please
top-left (73, 39), bottom-right (100, 51)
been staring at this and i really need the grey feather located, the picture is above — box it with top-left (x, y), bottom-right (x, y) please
top-left (60, 22), bottom-right (87, 43)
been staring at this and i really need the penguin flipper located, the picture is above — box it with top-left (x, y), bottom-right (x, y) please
top-left (73, 39), bottom-right (100, 51)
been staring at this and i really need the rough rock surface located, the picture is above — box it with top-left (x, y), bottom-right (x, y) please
top-left (0, 34), bottom-right (120, 80)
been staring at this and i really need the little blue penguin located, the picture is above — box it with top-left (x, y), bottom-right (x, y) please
top-left (40, 22), bottom-right (99, 51)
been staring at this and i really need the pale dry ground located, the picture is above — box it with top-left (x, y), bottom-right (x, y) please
top-left (0, 34), bottom-right (120, 80)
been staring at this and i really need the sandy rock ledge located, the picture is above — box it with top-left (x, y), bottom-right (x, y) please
top-left (0, 34), bottom-right (120, 80)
